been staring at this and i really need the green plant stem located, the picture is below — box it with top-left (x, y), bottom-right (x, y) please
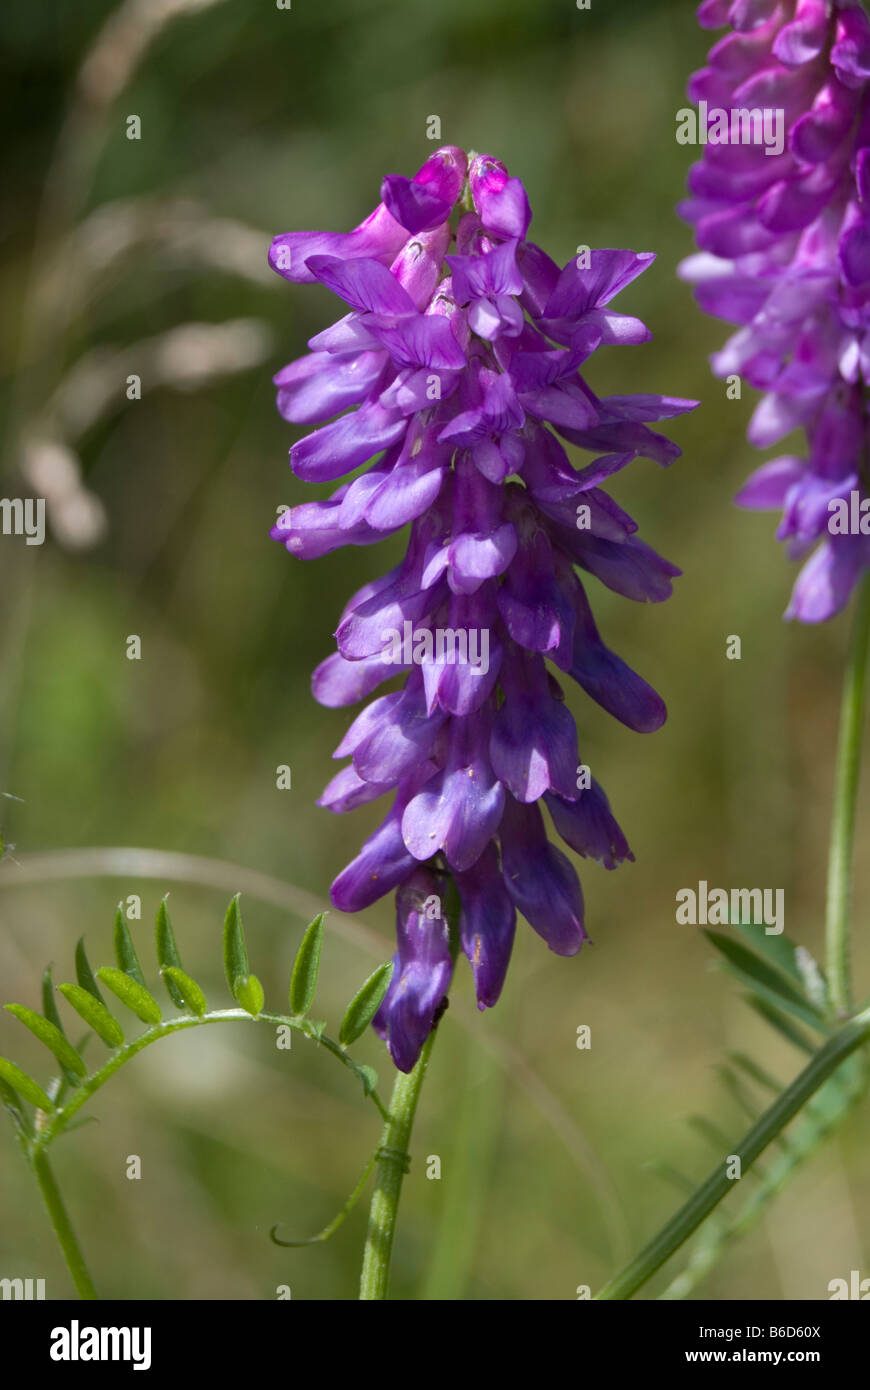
top-left (32, 1149), bottom-right (98, 1300)
top-left (359, 1029), bottom-right (436, 1300)
top-left (595, 1005), bottom-right (870, 1300)
top-left (825, 572), bottom-right (870, 1018)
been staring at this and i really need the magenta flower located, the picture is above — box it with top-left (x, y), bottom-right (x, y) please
top-left (680, 0), bottom-right (870, 621)
top-left (271, 147), bottom-right (695, 1070)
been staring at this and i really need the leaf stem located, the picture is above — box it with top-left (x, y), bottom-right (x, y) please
top-left (595, 1006), bottom-right (870, 1300)
top-left (359, 1029), bottom-right (437, 1300)
top-left (32, 1149), bottom-right (98, 1300)
top-left (31, 1008), bottom-right (386, 1155)
top-left (825, 571), bottom-right (870, 1018)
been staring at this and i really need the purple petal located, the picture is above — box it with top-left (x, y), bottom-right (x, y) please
top-left (305, 255), bottom-right (417, 316)
top-left (269, 202), bottom-right (407, 284)
top-left (318, 763), bottom-right (391, 813)
top-left (352, 676), bottom-right (448, 784)
top-left (312, 650), bottom-right (407, 708)
top-left (543, 250), bottom-right (656, 319)
top-left (330, 797), bottom-right (418, 912)
top-left (490, 654), bottom-right (579, 801)
top-left (274, 350), bottom-right (384, 426)
top-left (380, 175), bottom-right (451, 234)
top-left (571, 534), bottom-right (681, 603)
top-left (545, 781), bottom-right (634, 869)
top-left (468, 155), bottom-right (532, 238)
top-left (499, 798), bottom-right (587, 955)
top-left (366, 314), bottom-right (467, 370)
top-left (290, 399), bottom-right (407, 482)
top-left (402, 711), bottom-right (505, 871)
top-left (336, 579), bottom-right (448, 661)
top-left (455, 844), bottom-right (516, 1009)
top-left (568, 574), bottom-right (667, 732)
top-left (785, 537), bottom-right (863, 622)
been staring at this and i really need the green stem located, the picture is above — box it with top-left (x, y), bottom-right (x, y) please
top-left (825, 572), bottom-right (870, 1018)
top-left (32, 1149), bottom-right (98, 1300)
top-left (32, 1008), bottom-right (386, 1155)
top-left (359, 1029), bottom-right (437, 1300)
top-left (595, 1006), bottom-right (870, 1300)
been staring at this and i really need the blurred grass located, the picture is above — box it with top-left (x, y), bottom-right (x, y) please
top-left (0, 0), bottom-right (869, 1300)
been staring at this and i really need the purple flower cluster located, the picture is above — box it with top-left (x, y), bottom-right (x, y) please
top-left (680, 0), bottom-right (870, 621)
top-left (270, 147), bottom-right (695, 1070)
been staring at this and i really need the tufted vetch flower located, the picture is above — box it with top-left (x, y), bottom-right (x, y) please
top-left (271, 147), bottom-right (696, 1070)
top-left (680, 0), bottom-right (870, 622)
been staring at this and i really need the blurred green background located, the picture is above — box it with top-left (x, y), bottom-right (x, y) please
top-left (1, 0), bottom-right (869, 1301)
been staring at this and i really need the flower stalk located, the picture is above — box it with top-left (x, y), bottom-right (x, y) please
top-left (359, 1029), bottom-right (437, 1300)
top-left (826, 570), bottom-right (870, 1018)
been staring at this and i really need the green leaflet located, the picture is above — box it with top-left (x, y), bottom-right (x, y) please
top-left (4, 1004), bottom-right (87, 1078)
top-left (703, 930), bottom-right (828, 1033)
top-left (339, 961), bottom-right (393, 1046)
top-left (289, 913), bottom-right (325, 1017)
top-left (42, 966), bottom-right (81, 1089)
top-left (222, 894), bottom-right (249, 995)
top-left (75, 939), bottom-right (104, 1004)
top-left (113, 907), bottom-right (147, 987)
top-left (0, 1058), bottom-right (55, 1112)
top-left (58, 984), bottom-right (124, 1049)
top-left (222, 895), bottom-right (263, 1015)
top-left (235, 974), bottom-right (264, 1018)
top-left (155, 897), bottom-right (186, 1008)
top-left (161, 967), bottom-right (207, 1018)
top-left (41, 966), bottom-right (64, 1035)
top-left (730, 923), bottom-right (804, 982)
top-left (96, 968), bottom-right (162, 1025)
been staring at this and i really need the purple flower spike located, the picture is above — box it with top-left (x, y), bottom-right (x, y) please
top-left (681, 0), bottom-right (870, 621)
top-left (271, 150), bottom-right (696, 1069)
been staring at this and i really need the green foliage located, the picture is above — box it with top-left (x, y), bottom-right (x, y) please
top-left (57, 985), bottom-right (124, 1049)
top-left (289, 912), bottom-right (325, 1016)
top-left (74, 939), bottom-right (104, 1004)
top-left (339, 962), bottom-right (393, 1046)
top-left (161, 967), bottom-right (207, 1018)
top-left (0, 1059), bottom-right (55, 1113)
top-left (654, 928), bottom-right (870, 1299)
top-left (155, 896), bottom-right (186, 1009)
top-left (4, 1005), bottom-right (87, 1080)
top-left (113, 907), bottom-right (147, 988)
top-left (0, 897), bottom-right (386, 1166)
top-left (223, 894), bottom-right (264, 1016)
top-left (704, 929), bottom-right (829, 1034)
top-left (41, 966), bottom-right (82, 1088)
top-left (96, 968), bottom-right (162, 1025)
